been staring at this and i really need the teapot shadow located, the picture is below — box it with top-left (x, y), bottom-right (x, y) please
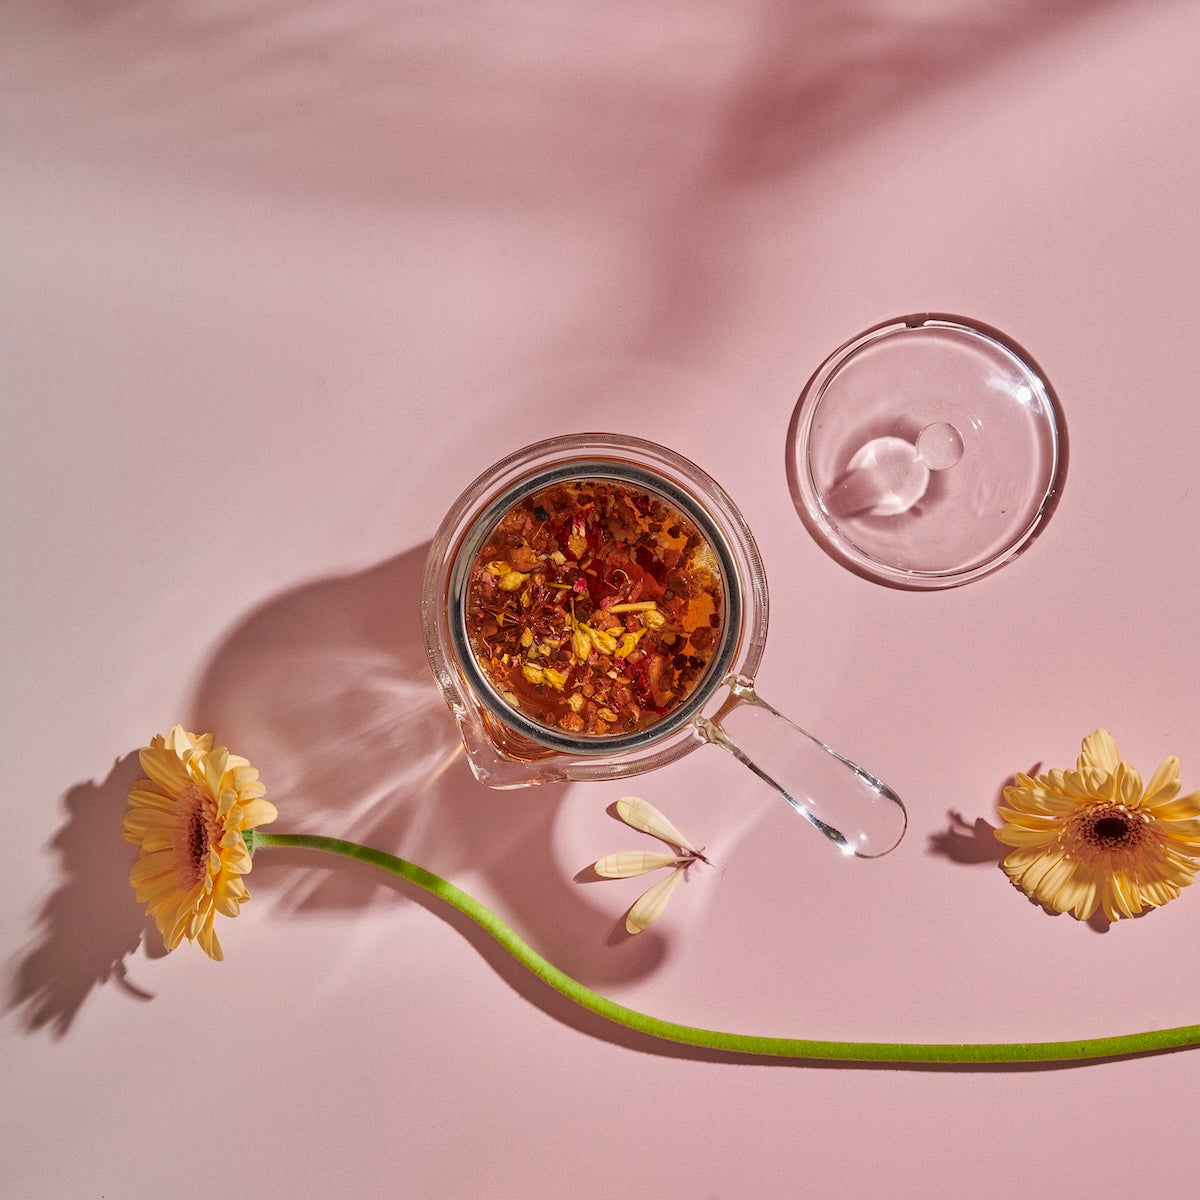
top-left (7, 545), bottom-right (669, 1040)
top-left (188, 543), bottom-right (668, 988)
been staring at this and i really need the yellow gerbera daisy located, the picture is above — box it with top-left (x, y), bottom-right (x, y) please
top-left (996, 729), bottom-right (1200, 921)
top-left (123, 725), bottom-right (277, 959)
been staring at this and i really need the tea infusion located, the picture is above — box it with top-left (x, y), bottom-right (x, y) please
top-left (465, 478), bottom-right (725, 737)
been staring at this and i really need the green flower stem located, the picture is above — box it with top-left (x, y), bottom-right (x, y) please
top-left (249, 831), bottom-right (1200, 1065)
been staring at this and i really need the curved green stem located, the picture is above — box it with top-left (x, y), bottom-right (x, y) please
top-left (249, 831), bottom-right (1200, 1065)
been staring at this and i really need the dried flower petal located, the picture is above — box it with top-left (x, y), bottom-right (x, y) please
top-left (625, 867), bottom-right (686, 933)
top-left (594, 851), bottom-right (686, 878)
top-left (588, 796), bottom-right (711, 934)
top-left (615, 794), bottom-right (697, 854)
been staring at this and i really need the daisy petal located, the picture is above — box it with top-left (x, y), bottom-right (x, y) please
top-left (615, 795), bottom-right (695, 852)
top-left (594, 851), bottom-right (685, 878)
top-left (1114, 762), bottom-right (1143, 808)
top-left (238, 798), bottom-right (279, 829)
top-left (1142, 757), bottom-right (1183, 809)
top-left (625, 867), bottom-right (686, 934)
top-left (1079, 729), bottom-right (1121, 774)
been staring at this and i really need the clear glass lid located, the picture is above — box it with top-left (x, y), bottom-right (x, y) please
top-left (788, 314), bottom-right (1066, 588)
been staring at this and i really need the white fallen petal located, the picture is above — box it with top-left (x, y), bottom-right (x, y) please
top-left (594, 851), bottom-right (685, 878)
top-left (625, 866), bottom-right (686, 934)
top-left (616, 795), bottom-right (695, 853)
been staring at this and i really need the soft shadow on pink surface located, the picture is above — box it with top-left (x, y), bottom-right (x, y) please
top-left (8, 755), bottom-right (156, 1036)
top-left (259, 849), bottom-right (1175, 1072)
top-left (5, 547), bottom-right (668, 1041)
top-left (4, 1), bottom-right (1126, 373)
top-left (928, 783), bottom-right (1123, 935)
top-left (188, 544), bottom-right (669, 990)
top-left (928, 810), bottom-right (1006, 867)
top-left (6, 1), bottom-right (1124, 191)
top-left (635, 0), bottom-right (1126, 355)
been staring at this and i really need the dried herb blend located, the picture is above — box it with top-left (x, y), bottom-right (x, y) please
top-left (464, 478), bottom-right (725, 737)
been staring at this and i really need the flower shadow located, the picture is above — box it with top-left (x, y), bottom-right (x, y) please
top-left (927, 809), bottom-right (1006, 867)
top-left (927, 771), bottom-right (1046, 867)
top-left (188, 543), bottom-right (668, 989)
top-left (926, 778), bottom-right (1132, 935)
top-left (7, 754), bottom-right (157, 1037)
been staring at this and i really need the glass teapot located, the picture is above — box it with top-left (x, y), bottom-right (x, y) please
top-left (422, 433), bottom-right (906, 858)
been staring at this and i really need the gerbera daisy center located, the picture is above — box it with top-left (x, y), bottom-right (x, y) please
top-left (1093, 814), bottom-right (1134, 843)
top-left (176, 784), bottom-right (219, 886)
top-left (1063, 802), bottom-right (1147, 859)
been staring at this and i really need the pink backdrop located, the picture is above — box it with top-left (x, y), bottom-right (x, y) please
top-left (5, 2), bottom-right (1200, 1196)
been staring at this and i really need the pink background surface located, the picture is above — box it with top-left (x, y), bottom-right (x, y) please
top-left (4, 2), bottom-right (1200, 1197)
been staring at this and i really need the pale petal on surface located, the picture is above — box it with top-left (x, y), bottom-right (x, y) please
top-left (994, 806), bottom-right (1062, 830)
top-left (993, 824), bottom-right (1059, 848)
top-left (1142, 756), bottom-right (1182, 808)
top-left (202, 748), bottom-right (230, 800)
top-left (195, 911), bottom-right (223, 962)
top-left (138, 745), bottom-right (189, 793)
top-left (1079, 729), bottom-right (1121, 774)
top-left (594, 851), bottom-right (684, 878)
top-left (238, 798), bottom-right (278, 828)
top-left (1105, 871), bottom-right (1142, 920)
top-left (615, 795), bottom-right (694, 851)
top-left (1148, 789), bottom-right (1200, 821)
top-left (625, 867), bottom-right (685, 934)
top-left (125, 786), bottom-right (179, 812)
top-left (1113, 763), bottom-right (1144, 808)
